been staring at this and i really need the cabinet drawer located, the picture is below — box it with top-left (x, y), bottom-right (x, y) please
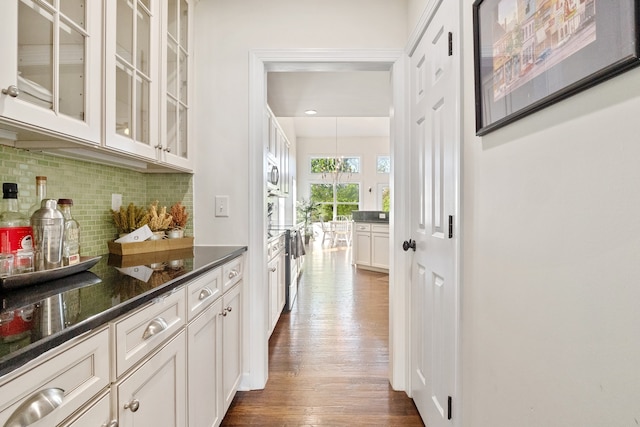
top-left (0, 328), bottom-right (109, 427)
top-left (187, 267), bottom-right (222, 321)
top-left (222, 256), bottom-right (244, 293)
top-left (354, 223), bottom-right (371, 232)
top-left (113, 288), bottom-right (186, 379)
top-left (62, 390), bottom-right (111, 427)
top-left (371, 224), bottom-right (389, 233)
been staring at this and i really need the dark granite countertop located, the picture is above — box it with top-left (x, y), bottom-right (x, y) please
top-left (0, 245), bottom-right (247, 378)
top-left (351, 210), bottom-right (390, 223)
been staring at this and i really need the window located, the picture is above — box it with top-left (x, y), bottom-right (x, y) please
top-left (377, 156), bottom-right (390, 173)
top-left (311, 182), bottom-right (360, 221)
top-left (378, 185), bottom-right (390, 212)
top-left (310, 157), bottom-right (360, 174)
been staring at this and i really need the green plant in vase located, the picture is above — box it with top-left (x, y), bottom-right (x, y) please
top-left (296, 198), bottom-right (320, 243)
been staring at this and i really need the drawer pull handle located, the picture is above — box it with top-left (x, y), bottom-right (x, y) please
top-left (142, 317), bottom-right (168, 340)
top-left (4, 387), bottom-right (64, 427)
top-left (2, 85), bottom-right (19, 98)
top-left (228, 270), bottom-right (239, 279)
top-left (104, 421), bottom-right (119, 427)
top-left (269, 267), bottom-right (276, 272)
top-left (124, 399), bottom-right (140, 412)
top-left (198, 287), bottom-right (213, 300)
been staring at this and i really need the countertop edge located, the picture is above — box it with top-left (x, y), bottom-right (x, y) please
top-left (0, 245), bottom-right (247, 379)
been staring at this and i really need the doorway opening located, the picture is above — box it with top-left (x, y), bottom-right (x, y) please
top-left (247, 50), bottom-right (410, 393)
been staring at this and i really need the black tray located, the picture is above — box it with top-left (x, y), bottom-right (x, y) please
top-left (0, 256), bottom-right (101, 291)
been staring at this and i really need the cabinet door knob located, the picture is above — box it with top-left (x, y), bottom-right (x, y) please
top-left (269, 267), bottom-right (276, 272)
top-left (225, 306), bottom-right (232, 313)
top-left (164, 147), bottom-right (171, 153)
top-left (4, 388), bottom-right (64, 427)
top-left (2, 85), bottom-right (19, 98)
top-left (198, 287), bottom-right (213, 300)
top-left (142, 317), bottom-right (168, 340)
top-left (124, 399), bottom-right (140, 412)
top-left (220, 309), bottom-right (228, 317)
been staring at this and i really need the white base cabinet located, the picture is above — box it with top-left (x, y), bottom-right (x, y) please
top-left (0, 253), bottom-right (245, 427)
top-left (188, 298), bottom-right (223, 427)
top-left (222, 283), bottom-right (242, 413)
top-left (267, 252), bottom-right (285, 336)
top-left (353, 223), bottom-right (389, 272)
top-left (115, 331), bottom-right (186, 427)
top-left (185, 258), bottom-right (244, 427)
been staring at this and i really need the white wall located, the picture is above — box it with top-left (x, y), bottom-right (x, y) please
top-left (296, 136), bottom-right (390, 214)
top-left (407, 0), bottom-right (429, 33)
top-left (460, 2), bottom-right (640, 426)
top-left (192, 0), bottom-right (408, 246)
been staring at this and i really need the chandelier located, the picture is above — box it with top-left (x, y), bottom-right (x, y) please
top-left (319, 118), bottom-right (354, 183)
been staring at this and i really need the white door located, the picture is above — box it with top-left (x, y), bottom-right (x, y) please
top-left (408, 0), bottom-right (459, 425)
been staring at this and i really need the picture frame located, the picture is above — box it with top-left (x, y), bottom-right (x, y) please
top-left (473, 0), bottom-right (640, 136)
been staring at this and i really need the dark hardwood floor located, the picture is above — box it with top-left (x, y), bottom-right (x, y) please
top-left (221, 240), bottom-right (424, 426)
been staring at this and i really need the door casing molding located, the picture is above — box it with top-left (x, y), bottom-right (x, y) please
top-left (246, 48), bottom-right (410, 391)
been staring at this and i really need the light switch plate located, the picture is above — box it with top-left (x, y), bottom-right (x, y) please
top-left (215, 195), bottom-right (229, 217)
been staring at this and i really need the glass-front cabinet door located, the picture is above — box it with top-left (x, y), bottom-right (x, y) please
top-left (160, 0), bottom-right (192, 170)
top-left (105, 0), bottom-right (159, 160)
top-left (0, 0), bottom-right (102, 143)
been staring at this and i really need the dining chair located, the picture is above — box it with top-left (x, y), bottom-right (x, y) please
top-left (332, 219), bottom-right (352, 247)
top-left (319, 218), bottom-right (334, 245)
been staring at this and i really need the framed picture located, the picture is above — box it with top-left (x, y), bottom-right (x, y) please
top-left (473, 0), bottom-right (640, 136)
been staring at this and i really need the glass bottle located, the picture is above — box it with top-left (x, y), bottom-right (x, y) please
top-left (57, 199), bottom-right (80, 266)
top-left (28, 176), bottom-right (48, 219)
top-left (0, 184), bottom-right (34, 274)
top-left (0, 183), bottom-right (29, 227)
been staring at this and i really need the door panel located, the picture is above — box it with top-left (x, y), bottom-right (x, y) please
top-left (409, 1), bottom-right (459, 426)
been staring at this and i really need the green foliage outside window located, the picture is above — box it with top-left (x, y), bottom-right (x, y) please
top-left (310, 182), bottom-right (360, 221)
top-left (382, 187), bottom-right (390, 212)
top-left (310, 157), bottom-right (360, 174)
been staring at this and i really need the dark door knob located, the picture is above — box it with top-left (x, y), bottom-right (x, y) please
top-left (402, 239), bottom-right (416, 252)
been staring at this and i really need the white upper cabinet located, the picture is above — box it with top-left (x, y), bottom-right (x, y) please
top-left (159, 0), bottom-right (192, 170)
top-left (105, 0), bottom-right (192, 171)
top-left (104, 0), bottom-right (160, 160)
top-left (0, 0), bottom-right (102, 143)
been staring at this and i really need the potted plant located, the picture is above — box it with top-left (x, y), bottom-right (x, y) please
top-left (167, 202), bottom-right (189, 239)
top-left (296, 198), bottom-right (320, 244)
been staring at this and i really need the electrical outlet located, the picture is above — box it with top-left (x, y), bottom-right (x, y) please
top-left (111, 193), bottom-right (122, 211)
top-left (215, 195), bottom-right (229, 217)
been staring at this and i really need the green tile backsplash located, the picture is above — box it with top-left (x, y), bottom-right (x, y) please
top-left (0, 145), bottom-right (193, 256)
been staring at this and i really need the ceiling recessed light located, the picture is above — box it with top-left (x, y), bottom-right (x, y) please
top-left (304, 109), bottom-right (317, 115)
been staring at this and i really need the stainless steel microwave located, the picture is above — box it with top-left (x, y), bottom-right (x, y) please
top-left (267, 163), bottom-right (279, 188)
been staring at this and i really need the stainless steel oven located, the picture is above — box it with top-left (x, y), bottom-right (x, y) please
top-left (284, 225), bottom-right (305, 311)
